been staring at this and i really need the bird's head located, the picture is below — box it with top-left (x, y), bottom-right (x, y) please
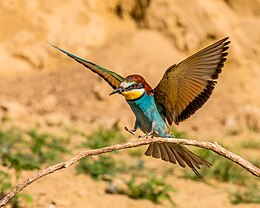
top-left (110, 75), bottom-right (153, 100)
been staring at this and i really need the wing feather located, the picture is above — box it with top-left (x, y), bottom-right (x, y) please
top-left (49, 43), bottom-right (124, 89)
top-left (154, 37), bottom-right (230, 125)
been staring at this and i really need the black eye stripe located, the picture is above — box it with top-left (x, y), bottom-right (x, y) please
top-left (126, 85), bottom-right (132, 90)
top-left (132, 83), bottom-right (143, 89)
top-left (125, 83), bottom-right (143, 90)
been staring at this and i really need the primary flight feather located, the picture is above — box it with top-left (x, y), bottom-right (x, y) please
top-left (50, 37), bottom-right (230, 178)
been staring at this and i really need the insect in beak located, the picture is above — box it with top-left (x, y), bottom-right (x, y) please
top-left (109, 87), bottom-right (123, 96)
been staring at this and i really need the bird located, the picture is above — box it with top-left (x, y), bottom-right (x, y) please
top-left (50, 37), bottom-right (230, 177)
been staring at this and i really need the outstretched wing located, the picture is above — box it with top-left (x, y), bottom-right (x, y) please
top-left (49, 43), bottom-right (124, 89)
top-left (154, 37), bottom-right (230, 125)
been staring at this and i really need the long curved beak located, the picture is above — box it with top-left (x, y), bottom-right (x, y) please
top-left (109, 87), bottom-right (123, 96)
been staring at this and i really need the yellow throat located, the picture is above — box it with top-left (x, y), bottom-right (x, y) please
top-left (121, 88), bottom-right (145, 100)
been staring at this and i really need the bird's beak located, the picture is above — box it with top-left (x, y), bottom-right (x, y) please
top-left (109, 87), bottom-right (123, 96)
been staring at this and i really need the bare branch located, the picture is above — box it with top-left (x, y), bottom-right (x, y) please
top-left (0, 137), bottom-right (259, 207)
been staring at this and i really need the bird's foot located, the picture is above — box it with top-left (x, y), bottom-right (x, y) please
top-left (138, 134), bottom-right (149, 139)
top-left (138, 131), bottom-right (154, 139)
top-left (138, 121), bottom-right (156, 138)
top-left (124, 126), bottom-right (136, 135)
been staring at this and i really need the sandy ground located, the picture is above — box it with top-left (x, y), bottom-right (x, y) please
top-left (0, 0), bottom-right (260, 207)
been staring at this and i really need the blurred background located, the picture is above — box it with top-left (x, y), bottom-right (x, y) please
top-left (0, 0), bottom-right (260, 207)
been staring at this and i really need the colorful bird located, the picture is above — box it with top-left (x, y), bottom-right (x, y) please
top-left (50, 37), bottom-right (230, 177)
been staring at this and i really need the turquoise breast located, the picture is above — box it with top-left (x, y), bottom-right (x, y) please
top-left (127, 93), bottom-right (169, 137)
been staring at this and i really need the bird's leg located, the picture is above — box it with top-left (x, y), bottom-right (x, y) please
top-left (124, 126), bottom-right (137, 135)
top-left (138, 121), bottom-right (156, 138)
top-left (125, 120), bottom-right (138, 135)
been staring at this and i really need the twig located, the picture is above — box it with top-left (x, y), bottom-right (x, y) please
top-left (0, 137), bottom-right (259, 207)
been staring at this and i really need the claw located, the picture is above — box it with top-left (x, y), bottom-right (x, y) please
top-left (146, 131), bottom-right (154, 137)
top-left (138, 133), bottom-right (153, 139)
top-left (125, 126), bottom-right (136, 135)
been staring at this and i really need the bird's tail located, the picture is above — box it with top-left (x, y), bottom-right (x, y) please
top-left (145, 143), bottom-right (211, 178)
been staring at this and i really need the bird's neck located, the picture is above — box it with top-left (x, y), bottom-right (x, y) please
top-left (127, 91), bottom-right (154, 108)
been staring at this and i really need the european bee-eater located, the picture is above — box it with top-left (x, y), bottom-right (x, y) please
top-left (50, 37), bottom-right (230, 177)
